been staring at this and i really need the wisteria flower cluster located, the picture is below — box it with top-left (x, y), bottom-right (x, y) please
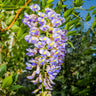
top-left (22, 4), bottom-right (67, 95)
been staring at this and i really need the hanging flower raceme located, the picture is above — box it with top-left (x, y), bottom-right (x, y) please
top-left (22, 4), bottom-right (67, 96)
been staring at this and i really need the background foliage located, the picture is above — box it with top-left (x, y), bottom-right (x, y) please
top-left (0, 0), bottom-right (96, 96)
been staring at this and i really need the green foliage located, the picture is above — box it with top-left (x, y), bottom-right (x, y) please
top-left (5, 15), bottom-right (15, 25)
top-left (92, 9), bottom-right (96, 15)
top-left (41, 0), bottom-right (46, 8)
top-left (92, 21), bottom-right (96, 28)
top-left (67, 40), bottom-right (75, 49)
top-left (85, 13), bottom-right (91, 21)
top-left (88, 6), bottom-right (95, 11)
top-left (65, 18), bottom-right (80, 31)
top-left (66, 30), bottom-right (80, 36)
top-left (9, 85), bottom-right (23, 91)
top-left (73, 0), bottom-right (85, 7)
top-left (2, 75), bottom-right (13, 88)
top-left (63, 8), bottom-right (74, 17)
top-left (0, 64), bottom-right (7, 77)
top-left (46, 0), bottom-right (54, 4)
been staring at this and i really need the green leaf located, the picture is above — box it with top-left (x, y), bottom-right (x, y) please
top-left (0, 41), bottom-right (5, 46)
top-left (12, 73), bottom-right (18, 84)
top-left (45, 0), bottom-right (54, 7)
top-left (62, 5), bottom-right (67, 8)
top-left (0, 12), bottom-right (5, 19)
top-left (6, 15), bottom-right (15, 25)
top-left (63, 8), bottom-right (74, 17)
top-left (9, 85), bottom-right (23, 91)
top-left (64, 23), bottom-right (69, 30)
top-left (67, 41), bottom-right (75, 49)
top-left (61, 16), bottom-right (71, 26)
top-left (57, 1), bottom-right (62, 6)
top-left (68, 18), bottom-right (80, 26)
top-left (92, 21), bottom-right (96, 28)
top-left (41, 0), bottom-right (46, 8)
top-left (19, 33), bottom-right (29, 41)
top-left (46, 0), bottom-right (54, 4)
top-left (75, 22), bottom-right (82, 28)
top-left (88, 6), bottom-right (95, 11)
top-left (11, 24), bottom-right (20, 31)
top-left (0, 64), bottom-right (7, 77)
top-left (84, 49), bottom-right (96, 55)
top-left (66, 31), bottom-right (77, 36)
top-left (69, 25), bottom-right (75, 31)
top-left (73, 0), bottom-right (85, 7)
top-left (78, 89), bottom-right (89, 95)
top-left (17, 28), bottom-right (23, 39)
top-left (2, 75), bottom-right (13, 88)
top-left (65, 18), bottom-right (80, 31)
top-left (85, 13), bottom-right (91, 21)
top-left (92, 9), bottom-right (96, 15)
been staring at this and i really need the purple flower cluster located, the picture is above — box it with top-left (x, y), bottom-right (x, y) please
top-left (22, 4), bottom-right (67, 95)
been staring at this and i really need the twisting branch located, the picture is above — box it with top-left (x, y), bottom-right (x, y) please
top-left (0, 0), bottom-right (31, 32)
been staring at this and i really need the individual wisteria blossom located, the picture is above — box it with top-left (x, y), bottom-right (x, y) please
top-left (35, 41), bottom-right (46, 48)
top-left (38, 17), bottom-right (46, 25)
top-left (29, 27), bottom-right (40, 36)
top-left (30, 4), bottom-right (40, 12)
top-left (39, 25), bottom-right (49, 31)
top-left (39, 49), bottom-right (51, 57)
top-left (58, 17), bottom-right (65, 23)
top-left (48, 11), bottom-right (56, 20)
top-left (45, 7), bottom-right (54, 14)
top-left (47, 41), bottom-right (56, 49)
top-left (22, 4), bottom-right (67, 96)
top-left (38, 12), bottom-right (47, 18)
top-left (52, 19), bottom-right (62, 27)
top-left (53, 28), bottom-right (62, 34)
top-left (26, 48), bottom-right (37, 56)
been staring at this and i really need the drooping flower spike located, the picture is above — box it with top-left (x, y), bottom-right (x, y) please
top-left (22, 4), bottom-right (67, 96)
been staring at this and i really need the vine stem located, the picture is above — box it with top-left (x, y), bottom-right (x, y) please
top-left (0, 0), bottom-right (31, 32)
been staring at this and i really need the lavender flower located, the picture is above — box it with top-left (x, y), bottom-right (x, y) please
top-left (27, 71), bottom-right (36, 79)
top-left (35, 41), bottom-right (46, 48)
top-left (53, 28), bottom-right (62, 34)
top-left (38, 17), bottom-right (46, 25)
top-left (38, 12), bottom-right (47, 18)
top-left (26, 62), bottom-right (33, 70)
top-left (26, 48), bottom-right (37, 56)
top-left (29, 27), bottom-right (40, 36)
top-left (39, 36), bottom-right (51, 44)
top-left (45, 7), bottom-right (54, 14)
top-left (52, 33), bottom-right (61, 42)
top-left (58, 17), bottom-right (65, 23)
top-left (48, 12), bottom-right (56, 20)
top-left (39, 73), bottom-right (42, 82)
top-left (39, 25), bottom-right (49, 31)
top-left (29, 36), bottom-right (39, 44)
top-left (30, 4), bottom-right (40, 12)
top-left (35, 65), bottom-right (40, 74)
top-left (39, 49), bottom-right (50, 57)
top-left (52, 19), bottom-right (62, 27)
top-left (47, 41), bottom-right (56, 49)
top-left (38, 57), bottom-right (47, 65)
